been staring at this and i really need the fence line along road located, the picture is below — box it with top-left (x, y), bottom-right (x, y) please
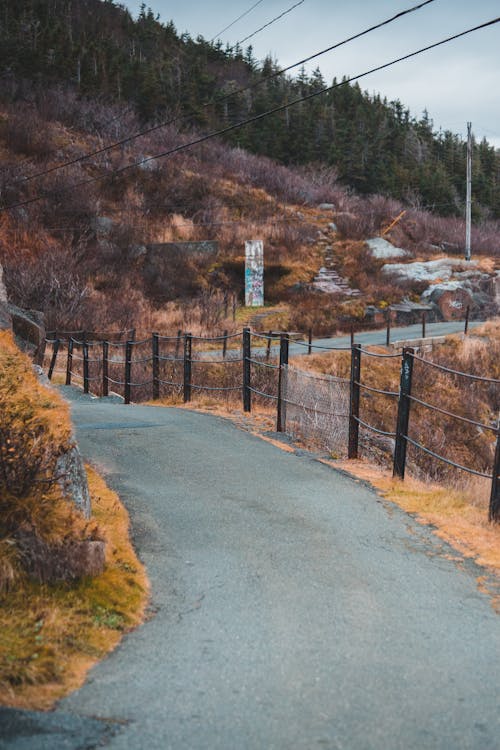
top-left (43, 317), bottom-right (500, 522)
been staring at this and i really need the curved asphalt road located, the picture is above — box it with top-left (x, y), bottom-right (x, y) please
top-left (2, 386), bottom-right (499, 749)
top-left (290, 320), bottom-right (481, 354)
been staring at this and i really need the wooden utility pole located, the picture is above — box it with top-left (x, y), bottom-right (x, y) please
top-left (465, 121), bottom-right (472, 261)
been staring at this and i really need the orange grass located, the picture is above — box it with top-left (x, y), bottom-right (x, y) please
top-left (0, 467), bottom-right (149, 710)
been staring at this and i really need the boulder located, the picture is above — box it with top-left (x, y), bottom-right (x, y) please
top-left (366, 237), bottom-right (410, 260)
top-left (382, 258), bottom-right (477, 283)
top-left (421, 282), bottom-right (473, 320)
top-left (56, 443), bottom-right (92, 519)
top-left (494, 272), bottom-right (500, 313)
top-left (127, 244), bottom-right (148, 261)
top-left (0, 264), bottom-right (12, 330)
top-left (18, 531), bottom-right (105, 582)
top-left (91, 215), bottom-right (114, 235)
top-left (9, 304), bottom-right (46, 362)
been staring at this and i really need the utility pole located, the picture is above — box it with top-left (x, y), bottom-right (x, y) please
top-left (465, 121), bottom-right (472, 261)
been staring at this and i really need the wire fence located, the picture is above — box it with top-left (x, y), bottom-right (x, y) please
top-left (282, 366), bottom-right (350, 457)
top-left (42, 321), bottom-right (500, 522)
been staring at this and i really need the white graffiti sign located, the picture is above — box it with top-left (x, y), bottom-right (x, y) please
top-left (245, 240), bottom-right (264, 307)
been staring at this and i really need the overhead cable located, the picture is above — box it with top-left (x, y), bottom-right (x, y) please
top-left (211, 0), bottom-right (266, 41)
top-left (14, 0), bottom-right (436, 186)
top-left (5, 13), bottom-right (499, 213)
top-left (236, 0), bottom-right (305, 47)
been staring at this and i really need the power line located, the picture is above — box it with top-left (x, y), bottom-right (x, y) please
top-left (210, 0), bottom-right (266, 42)
top-left (5, 13), bottom-right (499, 214)
top-left (236, 0), bottom-right (305, 47)
top-left (0, 104), bottom-right (134, 177)
top-left (13, 0), bottom-right (435, 187)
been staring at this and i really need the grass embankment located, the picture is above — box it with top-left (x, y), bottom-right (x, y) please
top-left (0, 331), bottom-right (149, 709)
top-left (0, 467), bottom-right (149, 710)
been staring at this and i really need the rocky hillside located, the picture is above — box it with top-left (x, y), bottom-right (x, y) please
top-left (0, 90), bottom-right (499, 338)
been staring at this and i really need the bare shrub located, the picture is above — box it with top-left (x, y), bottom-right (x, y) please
top-left (1, 242), bottom-right (90, 330)
top-left (335, 195), bottom-right (403, 240)
top-left (334, 211), bottom-right (376, 240)
top-left (1, 105), bottom-right (56, 160)
top-left (396, 209), bottom-right (500, 257)
top-left (38, 169), bottom-right (99, 228)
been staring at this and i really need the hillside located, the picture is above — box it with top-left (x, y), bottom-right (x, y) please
top-left (1, 93), bottom-right (499, 337)
top-left (1, 0), bottom-right (500, 217)
top-left (0, 0), bottom-right (499, 336)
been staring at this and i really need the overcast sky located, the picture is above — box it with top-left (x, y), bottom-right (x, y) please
top-left (122, 0), bottom-right (500, 147)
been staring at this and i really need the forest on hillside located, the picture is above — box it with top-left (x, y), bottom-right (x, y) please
top-left (1, 0), bottom-right (500, 218)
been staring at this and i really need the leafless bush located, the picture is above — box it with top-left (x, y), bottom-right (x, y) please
top-left (32, 85), bottom-right (140, 140)
top-left (38, 169), bottom-right (99, 228)
top-left (198, 140), bottom-right (341, 205)
top-left (2, 243), bottom-right (89, 329)
top-left (334, 210), bottom-right (377, 240)
top-left (392, 209), bottom-right (500, 257)
top-left (1, 105), bottom-right (56, 160)
top-left (335, 195), bottom-right (403, 240)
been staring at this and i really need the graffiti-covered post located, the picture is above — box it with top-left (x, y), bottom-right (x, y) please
top-left (245, 240), bottom-right (264, 307)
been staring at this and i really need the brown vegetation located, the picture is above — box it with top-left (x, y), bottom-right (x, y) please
top-left (0, 331), bottom-right (98, 591)
top-left (1, 94), bottom-right (499, 340)
top-left (0, 467), bottom-right (149, 709)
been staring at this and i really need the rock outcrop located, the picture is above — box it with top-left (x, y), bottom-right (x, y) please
top-left (381, 257), bottom-right (476, 283)
top-left (0, 264), bottom-right (12, 330)
top-left (56, 443), bottom-right (92, 519)
top-left (366, 237), bottom-right (411, 259)
top-left (382, 257), bottom-right (497, 320)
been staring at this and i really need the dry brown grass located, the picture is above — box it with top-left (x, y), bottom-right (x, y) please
top-left (0, 467), bottom-right (149, 710)
top-left (0, 330), bottom-right (99, 590)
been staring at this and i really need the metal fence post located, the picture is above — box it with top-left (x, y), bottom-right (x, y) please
top-left (464, 305), bottom-right (470, 335)
top-left (242, 327), bottom-right (251, 412)
top-left (83, 342), bottom-right (90, 394)
top-left (222, 330), bottom-right (228, 360)
top-left (183, 333), bottom-right (192, 403)
top-left (386, 313), bottom-right (391, 347)
top-left (65, 338), bottom-right (73, 385)
top-left (393, 347), bottom-right (415, 480)
top-left (152, 333), bottom-right (160, 400)
top-left (48, 338), bottom-right (60, 381)
top-left (489, 428), bottom-right (500, 522)
top-left (308, 328), bottom-right (313, 355)
top-left (102, 341), bottom-right (109, 397)
top-left (124, 341), bottom-right (132, 404)
top-left (348, 344), bottom-right (361, 459)
top-left (422, 312), bottom-right (426, 339)
top-left (350, 325), bottom-right (355, 346)
top-left (276, 333), bottom-right (290, 433)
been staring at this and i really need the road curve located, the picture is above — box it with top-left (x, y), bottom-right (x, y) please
top-left (2, 388), bottom-right (499, 749)
top-left (290, 320), bottom-right (482, 355)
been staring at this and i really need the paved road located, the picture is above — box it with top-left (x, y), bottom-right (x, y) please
top-left (245, 320), bottom-right (480, 360)
top-left (1, 388), bottom-right (499, 749)
top-left (289, 320), bottom-right (481, 355)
